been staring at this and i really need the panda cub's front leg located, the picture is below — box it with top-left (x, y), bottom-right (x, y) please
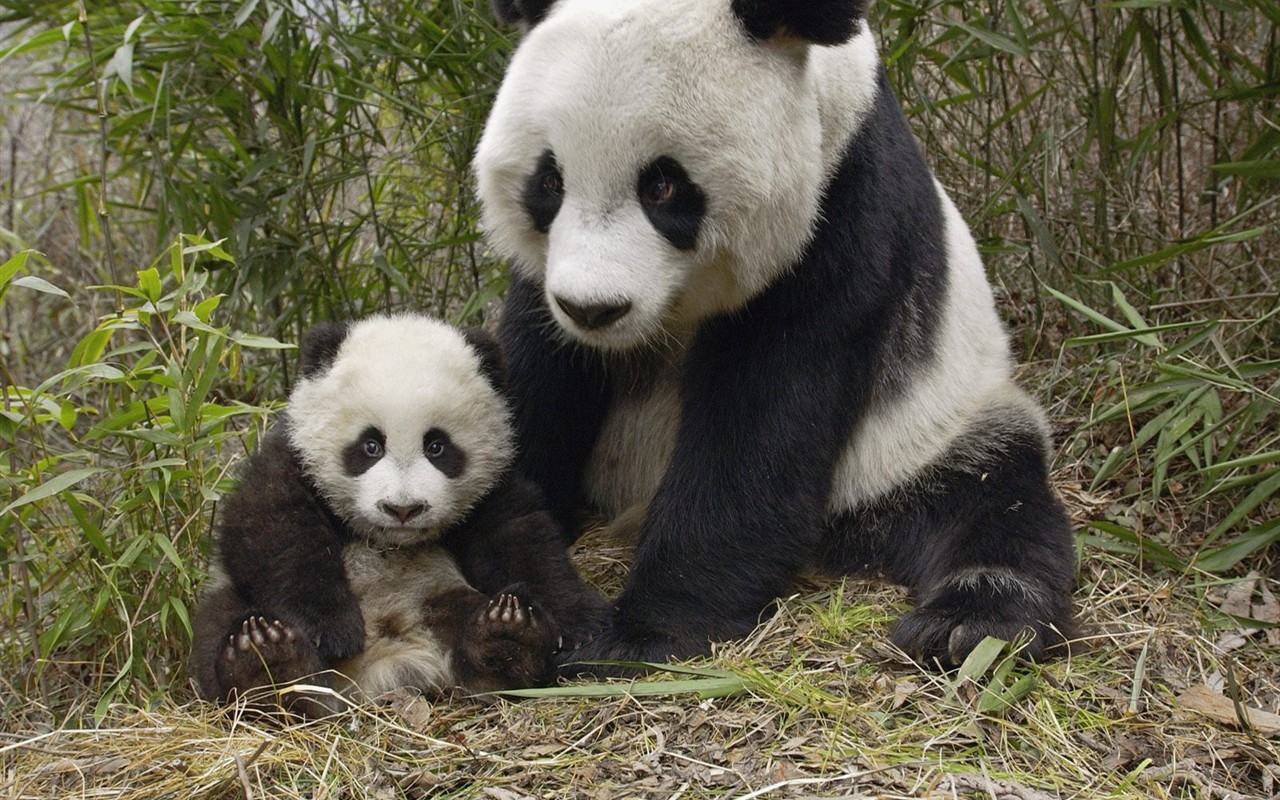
top-left (191, 582), bottom-right (341, 717)
top-left (427, 584), bottom-right (557, 691)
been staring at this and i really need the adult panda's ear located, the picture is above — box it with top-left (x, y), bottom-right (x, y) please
top-left (298, 321), bottom-right (349, 378)
top-left (731, 0), bottom-right (867, 46)
top-left (461, 327), bottom-right (509, 393)
top-left (489, 0), bottom-right (559, 28)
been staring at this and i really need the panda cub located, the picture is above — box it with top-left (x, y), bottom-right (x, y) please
top-left (191, 313), bottom-right (607, 711)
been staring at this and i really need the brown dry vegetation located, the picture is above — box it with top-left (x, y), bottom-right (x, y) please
top-left (4, 500), bottom-right (1280, 799)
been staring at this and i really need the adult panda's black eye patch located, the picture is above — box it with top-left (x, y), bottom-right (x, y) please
top-left (424, 428), bottom-right (467, 478)
top-left (522, 150), bottom-right (564, 233)
top-left (637, 157), bottom-right (705, 251)
top-left (343, 426), bottom-right (385, 476)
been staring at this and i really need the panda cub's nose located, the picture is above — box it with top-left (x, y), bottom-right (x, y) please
top-left (554, 296), bottom-right (632, 330)
top-left (379, 501), bottom-right (427, 524)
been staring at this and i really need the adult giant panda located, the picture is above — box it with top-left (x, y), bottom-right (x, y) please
top-left (474, 0), bottom-right (1075, 670)
top-left (191, 314), bottom-right (608, 712)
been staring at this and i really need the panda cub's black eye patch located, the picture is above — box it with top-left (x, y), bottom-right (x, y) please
top-left (522, 150), bottom-right (564, 234)
top-left (424, 428), bottom-right (466, 479)
top-left (637, 157), bottom-right (705, 251)
top-left (343, 426), bottom-right (385, 476)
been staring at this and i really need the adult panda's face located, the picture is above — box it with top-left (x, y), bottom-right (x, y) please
top-left (286, 316), bottom-right (514, 548)
top-left (476, 0), bottom-right (875, 351)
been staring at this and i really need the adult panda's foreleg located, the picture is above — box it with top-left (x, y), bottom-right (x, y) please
top-left (559, 311), bottom-right (875, 675)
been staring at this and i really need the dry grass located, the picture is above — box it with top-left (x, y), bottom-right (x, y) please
top-left (4, 502), bottom-right (1277, 800)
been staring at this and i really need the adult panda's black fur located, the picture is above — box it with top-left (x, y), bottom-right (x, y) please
top-left (475, 0), bottom-right (1075, 671)
top-left (190, 314), bottom-right (608, 711)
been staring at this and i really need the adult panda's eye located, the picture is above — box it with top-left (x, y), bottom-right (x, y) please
top-left (363, 439), bottom-right (383, 458)
top-left (425, 439), bottom-right (446, 458)
top-left (523, 150), bottom-right (564, 233)
top-left (641, 171), bottom-right (675, 206)
top-left (637, 157), bottom-right (706, 251)
top-left (541, 168), bottom-right (563, 196)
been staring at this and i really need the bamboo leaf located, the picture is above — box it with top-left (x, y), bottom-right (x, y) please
top-left (1, 468), bottom-right (106, 516)
top-left (10, 275), bottom-right (69, 298)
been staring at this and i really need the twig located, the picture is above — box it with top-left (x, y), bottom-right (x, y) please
top-left (1142, 760), bottom-right (1257, 800)
top-left (76, 0), bottom-right (122, 315)
top-left (0, 355), bottom-right (46, 707)
top-left (234, 740), bottom-right (270, 800)
top-left (933, 772), bottom-right (1061, 800)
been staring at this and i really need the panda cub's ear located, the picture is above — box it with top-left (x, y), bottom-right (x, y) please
top-left (731, 0), bottom-right (868, 46)
top-left (298, 321), bottom-right (350, 379)
top-left (461, 327), bottom-right (508, 393)
top-left (489, 0), bottom-right (559, 28)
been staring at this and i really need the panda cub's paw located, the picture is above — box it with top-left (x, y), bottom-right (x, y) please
top-left (216, 616), bottom-right (327, 697)
top-left (890, 569), bottom-right (1071, 667)
top-left (460, 590), bottom-right (556, 689)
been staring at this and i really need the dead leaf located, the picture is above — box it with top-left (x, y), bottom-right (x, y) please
top-left (481, 789), bottom-right (535, 800)
top-left (1219, 573), bottom-right (1259, 619)
top-left (386, 688), bottom-right (436, 732)
top-left (37, 756), bottom-right (130, 777)
top-left (1176, 684), bottom-right (1280, 736)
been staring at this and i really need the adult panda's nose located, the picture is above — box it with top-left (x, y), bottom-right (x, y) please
top-left (379, 501), bottom-right (427, 524)
top-left (554, 295), bottom-right (632, 330)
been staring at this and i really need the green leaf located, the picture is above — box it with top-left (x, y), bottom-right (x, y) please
top-left (181, 236), bottom-right (235, 263)
top-left (172, 310), bottom-right (225, 336)
top-left (1206, 469), bottom-right (1280, 544)
top-left (1083, 521), bottom-right (1185, 570)
top-left (1201, 450), bottom-right (1280, 473)
top-left (0, 249), bottom-right (31, 287)
top-left (193, 295), bottom-right (223, 324)
top-left (1046, 286), bottom-right (1130, 335)
top-left (1197, 520), bottom-right (1280, 573)
top-left (1211, 160), bottom-right (1280, 179)
top-left (977, 672), bottom-right (1037, 714)
top-left (956, 636), bottom-right (1007, 682)
top-left (953, 21), bottom-right (1028, 57)
top-left (10, 275), bottom-right (69, 299)
top-left (137, 268), bottom-right (162, 303)
top-left (1, 468), bottom-right (106, 516)
top-left (233, 333), bottom-right (295, 350)
top-left (106, 40), bottom-right (136, 93)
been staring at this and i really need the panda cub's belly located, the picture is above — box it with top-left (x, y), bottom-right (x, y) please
top-left (335, 542), bottom-right (471, 698)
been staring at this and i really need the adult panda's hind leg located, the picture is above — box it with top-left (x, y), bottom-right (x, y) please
top-left (826, 427), bottom-right (1076, 667)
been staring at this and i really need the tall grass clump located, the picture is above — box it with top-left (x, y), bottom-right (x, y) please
top-left (873, 0), bottom-right (1279, 573)
top-left (1, 238), bottom-right (285, 718)
top-left (2, 0), bottom-right (514, 717)
top-left (2, 0), bottom-right (511, 348)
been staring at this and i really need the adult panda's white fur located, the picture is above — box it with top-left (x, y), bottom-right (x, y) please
top-left (476, 0), bottom-right (1075, 671)
top-left (191, 314), bottom-right (606, 712)
top-left (478, 2), bottom-right (881, 349)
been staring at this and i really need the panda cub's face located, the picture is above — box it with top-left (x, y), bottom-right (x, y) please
top-left (286, 315), bottom-right (513, 548)
top-left (476, 0), bottom-right (847, 351)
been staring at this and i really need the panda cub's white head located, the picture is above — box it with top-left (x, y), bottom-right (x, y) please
top-left (285, 314), bottom-right (514, 548)
top-left (475, 0), bottom-right (880, 351)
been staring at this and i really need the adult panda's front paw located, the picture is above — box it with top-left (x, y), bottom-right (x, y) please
top-left (890, 569), bottom-right (1072, 667)
top-left (554, 624), bottom-right (696, 680)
